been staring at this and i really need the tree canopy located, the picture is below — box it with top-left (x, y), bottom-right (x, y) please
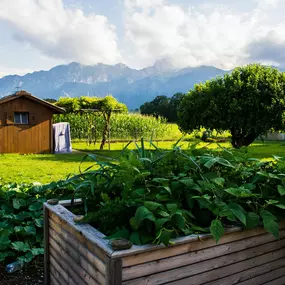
top-left (140, 93), bottom-right (184, 122)
top-left (178, 64), bottom-right (285, 148)
top-left (55, 95), bottom-right (128, 113)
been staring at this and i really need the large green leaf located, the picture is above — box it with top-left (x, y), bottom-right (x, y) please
top-left (13, 199), bottom-right (27, 209)
top-left (228, 203), bottom-right (247, 225)
top-left (28, 202), bottom-right (43, 211)
top-left (130, 206), bottom-right (155, 229)
top-left (11, 241), bottom-right (30, 252)
top-left (246, 212), bottom-right (260, 229)
top-left (144, 201), bottom-right (163, 211)
top-left (278, 185), bottom-right (285, 196)
top-left (0, 229), bottom-right (11, 250)
top-left (225, 187), bottom-right (254, 198)
top-left (210, 220), bottom-right (224, 243)
top-left (171, 214), bottom-right (185, 230)
top-left (263, 220), bottom-right (279, 238)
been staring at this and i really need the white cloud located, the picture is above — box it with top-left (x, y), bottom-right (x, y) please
top-left (0, 67), bottom-right (34, 78)
top-left (122, 0), bottom-right (285, 69)
top-left (0, 0), bottom-right (122, 65)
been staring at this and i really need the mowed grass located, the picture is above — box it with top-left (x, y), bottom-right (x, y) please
top-left (1, 139), bottom-right (285, 184)
top-left (0, 153), bottom-right (95, 184)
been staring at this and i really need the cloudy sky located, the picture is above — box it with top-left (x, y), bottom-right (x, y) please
top-left (0, 0), bottom-right (284, 77)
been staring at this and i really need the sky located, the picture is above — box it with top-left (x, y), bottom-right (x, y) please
top-left (0, 0), bottom-right (285, 77)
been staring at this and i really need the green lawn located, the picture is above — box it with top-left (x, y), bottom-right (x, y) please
top-left (0, 153), bottom-right (95, 184)
top-left (1, 140), bottom-right (285, 184)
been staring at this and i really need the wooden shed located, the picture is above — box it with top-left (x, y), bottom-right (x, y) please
top-left (0, 90), bottom-right (64, 154)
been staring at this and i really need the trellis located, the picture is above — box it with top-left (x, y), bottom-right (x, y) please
top-left (78, 108), bottom-right (123, 150)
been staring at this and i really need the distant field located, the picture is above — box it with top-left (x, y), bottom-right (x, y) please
top-left (1, 139), bottom-right (285, 184)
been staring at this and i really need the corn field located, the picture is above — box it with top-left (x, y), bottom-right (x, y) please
top-left (54, 113), bottom-right (169, 143)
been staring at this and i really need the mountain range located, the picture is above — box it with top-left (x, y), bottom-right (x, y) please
top-left (0, 61), bottom-right (229, 108)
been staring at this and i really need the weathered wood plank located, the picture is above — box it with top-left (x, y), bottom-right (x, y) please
top-left (50, 272), bottom-right (61, 285)
top-left (123, 229), bottom-right (285, 280)
top-left (238, 264), bottom-right (285, 285)
top-left (123, 241), bottom-right (285, 285)
top-left (59, 199), bottom-right (83, 207)
top-left (106, 258), bottom-right (122, 285)
top-left (263, 275), bottom-right (285, 285)
top-left (46, 203), bottom-right (113, 260)
top-left (49, 222), bottom-right (106, 276)
top-left (120, 222), bottom-right (285, 266)
top-left (44, 205), bottom-right (50, 285)
top-left (50, 255), bottom-right (77, 285)
top-left (50, 238), bottom-right (99, 285)
top-left (163, 248), bottom-right (285, 285)
top-left (49, 232), bottom-right (106, 285)
top-left (206, 258), bottom-right (285, 285)
top-left (50, 247), bottom-right (89, 285)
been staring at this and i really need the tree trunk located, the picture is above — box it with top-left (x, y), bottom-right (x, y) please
top-left (231, 130), bottom-right (256, 149)
top-left (100, 112), bottom-right (111, 150)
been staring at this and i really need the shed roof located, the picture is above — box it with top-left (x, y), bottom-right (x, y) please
top-left (0, 90), bottom-right (65, 114)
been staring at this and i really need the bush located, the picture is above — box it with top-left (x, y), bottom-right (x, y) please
top-left (178, 64), bottom-right (285, 148)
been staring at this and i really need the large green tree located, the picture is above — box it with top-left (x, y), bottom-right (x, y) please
top-left (140, 93), bottom-right (184, 122)
top-left (178, 64), bottom-right (285, 148)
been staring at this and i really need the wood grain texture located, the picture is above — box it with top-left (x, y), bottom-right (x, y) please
top-left (120, 222), bottom-right (285, 267)
top-left (0, 97), bottom-right (55, 153)
top-left (49, 230), bottom-right (106, 284)
top-left (44, 206), bottom-right (50, 285)
top-left (123, 240), bottom-right (285, 285)
top-left (163, 248), bottom-right (285, 285)
top-left (237, 263), bottom-right (285, 285)
top-left (263, 275), bottom-right (285, 285)
top-left (49, 223), bottom-right (106, 276)
top-left (123, 229), bottom-right (285, 280)
top-left (50, 255), bottom-right (77, 285)
top-left (50, 237), bottom-right (99, 285)
top-left (106, 259), bottom-right (122, 285)
top-left (45, 203), bottom-right (113, 259)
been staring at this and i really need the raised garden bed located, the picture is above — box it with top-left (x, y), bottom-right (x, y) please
top-left (44, 200), bottom-right (285, 285)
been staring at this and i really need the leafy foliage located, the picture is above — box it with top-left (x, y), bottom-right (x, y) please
top-left (0, 182), bottom-right (73, 264)
top-left (68, 139), bottom-right (285, 246)
top-left (178, 64), bottom-right (285, 148)
top-left (140, 93), bottom-right (185, 123)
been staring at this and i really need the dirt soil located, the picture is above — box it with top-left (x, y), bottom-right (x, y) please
top-left (0, 257), bottom-right (44, 285)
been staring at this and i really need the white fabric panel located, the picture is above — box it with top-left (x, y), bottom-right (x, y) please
top-left (53, 122), bottom-right (72, 154)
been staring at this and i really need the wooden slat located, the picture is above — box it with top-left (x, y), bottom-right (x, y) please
top-left (163, 248), bottom-right (285, 285)
top-left (50, 238), bottom-right (99, 285)
top-left (59, 199), bottom-right (83, 207)
top-left (236, 259), bottom-right (285, 285)
top-left (49, 216), bottom-right (108, 264)
top-left (49, 221), bottom-right (106, 276)
top-left (50, 271), bottom-right (63, 285)
top-left (123, 241), bottom-right (285, 285)
top-left (50, 255), bottom-right (77, 285)
top-left (46, 203), bottom-right (113, 259)
top-left (120, 222), bottom-right (285, 266)
top-left (263, 275), bottom-right (285, 285)
top-left (206, 258), bottom-right (285, 285)
top-left (106, 259), bottom-right (122, 285)
top-left (49, 231), bottom-right (106, 284)
top-left (44, 206), bottom-right (50, 285)
top-left (123, 229), bottom-right (285, 280)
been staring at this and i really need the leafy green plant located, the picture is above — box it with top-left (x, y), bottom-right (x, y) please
top-left (71, 139), bottom-right (285, 246)
top-left (0, 182), bottom-right (73, 264)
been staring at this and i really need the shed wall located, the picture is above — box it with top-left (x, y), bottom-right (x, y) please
top-left (0, 97), bottom-right (54, 153)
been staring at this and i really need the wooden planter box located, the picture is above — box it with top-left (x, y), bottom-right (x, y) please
top-left (44, 201), bottom-right (285, 285)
